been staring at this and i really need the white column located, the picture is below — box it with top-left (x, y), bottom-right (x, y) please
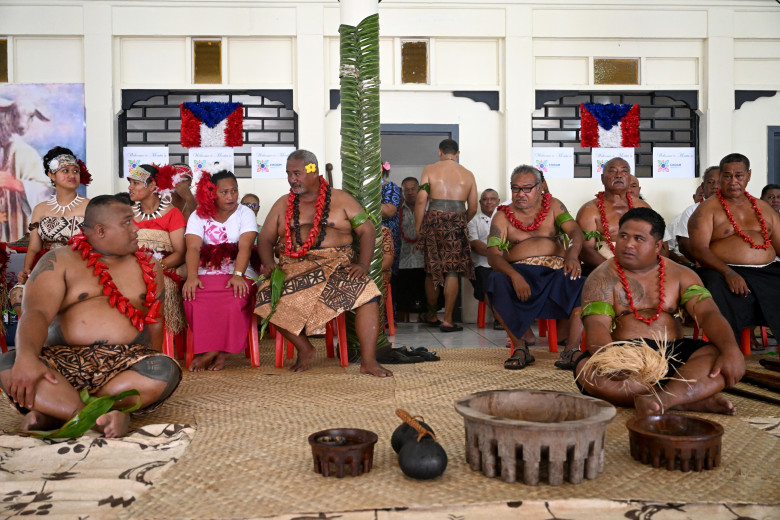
top-left (504, 5), bottom-right (534, 189)
top-left (702, 7), bottom-right (734, 167)
top-left (295, 5), bottom-right (326, 159)
top-left (340, 0), bottom-right (378, 27)
top-left (82, 2), bottom-right (115, 196)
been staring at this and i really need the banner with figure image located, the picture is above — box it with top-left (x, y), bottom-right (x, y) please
top-left (0, 83), bottom-right (85, 243)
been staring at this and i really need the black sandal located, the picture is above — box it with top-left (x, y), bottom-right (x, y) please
top-left (554, 348), bottom-right (584, 371)
top-left (503, 347), bottom-right (535, 370)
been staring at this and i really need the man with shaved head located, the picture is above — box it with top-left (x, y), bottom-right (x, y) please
top-left (0, 194), bottom-right (181, 438)
top-left (576, 157), bottom-right (651, 271)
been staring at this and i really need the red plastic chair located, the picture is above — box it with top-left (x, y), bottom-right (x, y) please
top-left (477, 300), bottom-right (486, 329)
top-left (184, 314), bottom-right (260, 369)
top-left (275, 313), bottom-right (348, 368)
top-left (693, 323), bottom-right (766, 355)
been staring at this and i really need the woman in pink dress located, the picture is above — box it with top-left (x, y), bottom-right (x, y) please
top-left (182, 169), bottom-right (259, 372)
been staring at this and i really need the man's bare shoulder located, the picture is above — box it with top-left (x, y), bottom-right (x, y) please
top-left (576, 199), bottom-right (598, 222)
top-left (330, 188), bottom-right (362, 211)
top-left (550, 197), bottom-right (570, 214)
top-left (582, 261), bottom-right (617, 302)
top-left (27, 247), bottom-right (78, 283)
top-left (635, 198), bottom-right (652, 209)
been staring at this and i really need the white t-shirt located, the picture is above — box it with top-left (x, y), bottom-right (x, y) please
top-left (467, 212), bottom-right (492, 268)
top-left (186, 205), bottom-right (258, 276)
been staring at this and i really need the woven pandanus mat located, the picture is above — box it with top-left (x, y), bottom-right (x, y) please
top-left (1, 343), bottom-right (776, 520)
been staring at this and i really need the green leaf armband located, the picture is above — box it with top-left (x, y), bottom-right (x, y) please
top-left (680, 284), bottom-right (712, 308)
top-left (487, 236), bottom-right (512, 252)
top-left (583, 230), bottom-right (604, 251)
top-left (418, 183), bottom-right (430, 194)
top-left (581, 301), bottom-right (616, 331)
top-left (350, 211), bottom-right (370, 229)
top-left (554, 211), bottom-right (574, 232)
top-left (259, 267), bottom-right (286, 340)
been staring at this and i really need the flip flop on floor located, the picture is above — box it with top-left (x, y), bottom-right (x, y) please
top-left (439, 324), bottom-right (463, 333)
top-left (407, 346), bottom-right (440, 361)
top-left (378, 349), bottom-right (424, 364)
top-left (504, 348), bottom-right (535, 370)
top-left (420, 313), bottom-right (442, 327)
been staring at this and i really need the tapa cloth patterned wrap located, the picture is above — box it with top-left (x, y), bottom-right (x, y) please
top-left (414, 209), bottom-right (475, 288)
top-left (254, 246), bottom-right (380, 336)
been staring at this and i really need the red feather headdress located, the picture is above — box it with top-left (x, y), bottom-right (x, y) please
top-left (76, 159), bottom-right (92, 186)
top-left (154, 164), bottom-right (176, 199)
top-left (195, 169), bottom-right (217, 219)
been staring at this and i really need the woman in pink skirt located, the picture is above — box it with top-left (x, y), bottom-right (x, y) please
top-left (182, 169), bottom-right (259, 371)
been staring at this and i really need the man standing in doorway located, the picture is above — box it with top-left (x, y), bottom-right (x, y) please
top-left (468, 188), bottom-right (501, 328)
top-left (415, 139), bottom-right (478, 332)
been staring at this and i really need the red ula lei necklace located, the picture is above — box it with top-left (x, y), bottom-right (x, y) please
top-left (498, 192), bottom-right (552, 232)
top-left (614, 254), bottom-right (666, 325)
top-left (596, 191), bottom-right (634, 254)
top-left (283, 176), bottom-right (330, 258)
top-left (716, 189), bottom-right (772, 250)
top-left (69, 233), bottom-right (161, 331)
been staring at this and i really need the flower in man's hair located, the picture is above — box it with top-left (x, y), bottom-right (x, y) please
top-left (305, 163), bottom-right (317, 173)
top-left (382, 161), bottom-right (391, 171)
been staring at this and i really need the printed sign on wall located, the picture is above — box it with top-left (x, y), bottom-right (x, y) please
top-left (592, 147), bottom-right (635, 177)
top-left (531, 147), bottom-right (575, 179)
top-left (250, 146), bottom-right (296, 180)
top-left (123, 147), bottom-right (169, 178)
top-left (652, 147), bottom-right (696, 178)
top-left (188, 147), bottom-right (235, 181)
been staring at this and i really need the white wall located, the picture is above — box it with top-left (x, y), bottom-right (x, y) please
top-left (1, 0), bottom-right (778, 255)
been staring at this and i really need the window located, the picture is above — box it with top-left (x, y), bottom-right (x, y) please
top-left (0, 40), bottom-right (7, 83)
top-left (594, 58), bottom-right (640, 85)
top-left (401, 41), bottom-right (428, 84)
top-left (118, 90), bottom-right (297, 178)
top-left (532, 92), bottom-right (699, 178)
top-left (193, 40), bottom-right (221, 84)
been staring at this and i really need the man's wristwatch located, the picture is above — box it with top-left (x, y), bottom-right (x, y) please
top-left (233, 270), bottom-right (244, 277)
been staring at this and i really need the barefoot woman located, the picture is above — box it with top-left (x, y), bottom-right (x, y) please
top-left (573, 208), bottom-right (745, 416)
top-left (11, 147), bottom-right (91, 318)
top-left (182, 169), bottom-right (258, 372)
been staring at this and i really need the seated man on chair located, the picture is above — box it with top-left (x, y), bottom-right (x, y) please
top-left (0, 195), bottom-right (182, 437)
top-left (687, 153), bottom-right (780, 344)
top-left (255, 150), bottom-right (392, 377)
top-left (573, 208), bottom-right (745, 416)
top-left (486, 165), bottom-right (585, 370)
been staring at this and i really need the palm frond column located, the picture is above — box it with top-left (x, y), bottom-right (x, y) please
top-left (339, 5), bottom-right (390, 353)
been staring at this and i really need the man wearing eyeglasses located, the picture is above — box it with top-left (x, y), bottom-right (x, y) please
top-left (414, 139), bottom-right (478, 333)
top-left (241, 194), bottom-right (261, 232)
top-left (487, 165), bottom-right (586, 370)
top-left (576, 158), bottom-right (651, 271)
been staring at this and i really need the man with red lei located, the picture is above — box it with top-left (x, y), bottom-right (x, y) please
top-left (487, 165), bottom-right (586, 370)
top-left (573, 208), bottom-right (744, 416)
top-left (688, 153), bottom-right (780, 344)
top-left (255, 150), bottom-right (391, 377)
top-left (0, 195), bottom-right (181, 437)
top-left (576, 157), bottom-right (651, 271)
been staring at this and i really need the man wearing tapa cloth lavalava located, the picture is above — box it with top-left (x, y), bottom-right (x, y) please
top-left (687, 153), bottom-right (780, 346)
top-left (414, 138), bottom-right (478, 333)
top-left (255, 150), bottom-right (391, 377)
top-left (572, 208), bottom-right (745, 416)
top-left (486, 165), bottom-right (586, 371)
top-left (0, 195), bottom-right (182, 438)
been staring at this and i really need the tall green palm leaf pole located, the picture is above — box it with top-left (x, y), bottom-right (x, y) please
top-left (339, 7), bottom-right (391, 354)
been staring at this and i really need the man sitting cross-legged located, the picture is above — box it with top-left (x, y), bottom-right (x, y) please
top-left (0, 195), bottom-right (182, 437)
top-left (572, 208), bottom-right (745, 416)
top-left (255, 150), bottom-right (391, 377)
top-left (486, 165), bottom-right (586, 370)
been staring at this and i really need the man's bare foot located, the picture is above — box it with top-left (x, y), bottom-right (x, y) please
top-left (360, 362), bottom-right (393, 377)
top-left (190, 351), bottom-right (218, 372)
top-left (675, 394), bottom-right (736, 415)
top-left (21, 411), bottom-right (58, 432)
top-left (95, 410), bottom-right (131, 438)
top-left (291, 346), bottom-right (317, 372)
top-left (208, 351), bottom-right (229, 371)
top-left (634, 393), bottom-right (664, 416)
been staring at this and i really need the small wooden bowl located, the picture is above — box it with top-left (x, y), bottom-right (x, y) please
top-left (308, 428), bottom-right (378, 478)
top-left (626, 415), bottom-right (723, 472)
